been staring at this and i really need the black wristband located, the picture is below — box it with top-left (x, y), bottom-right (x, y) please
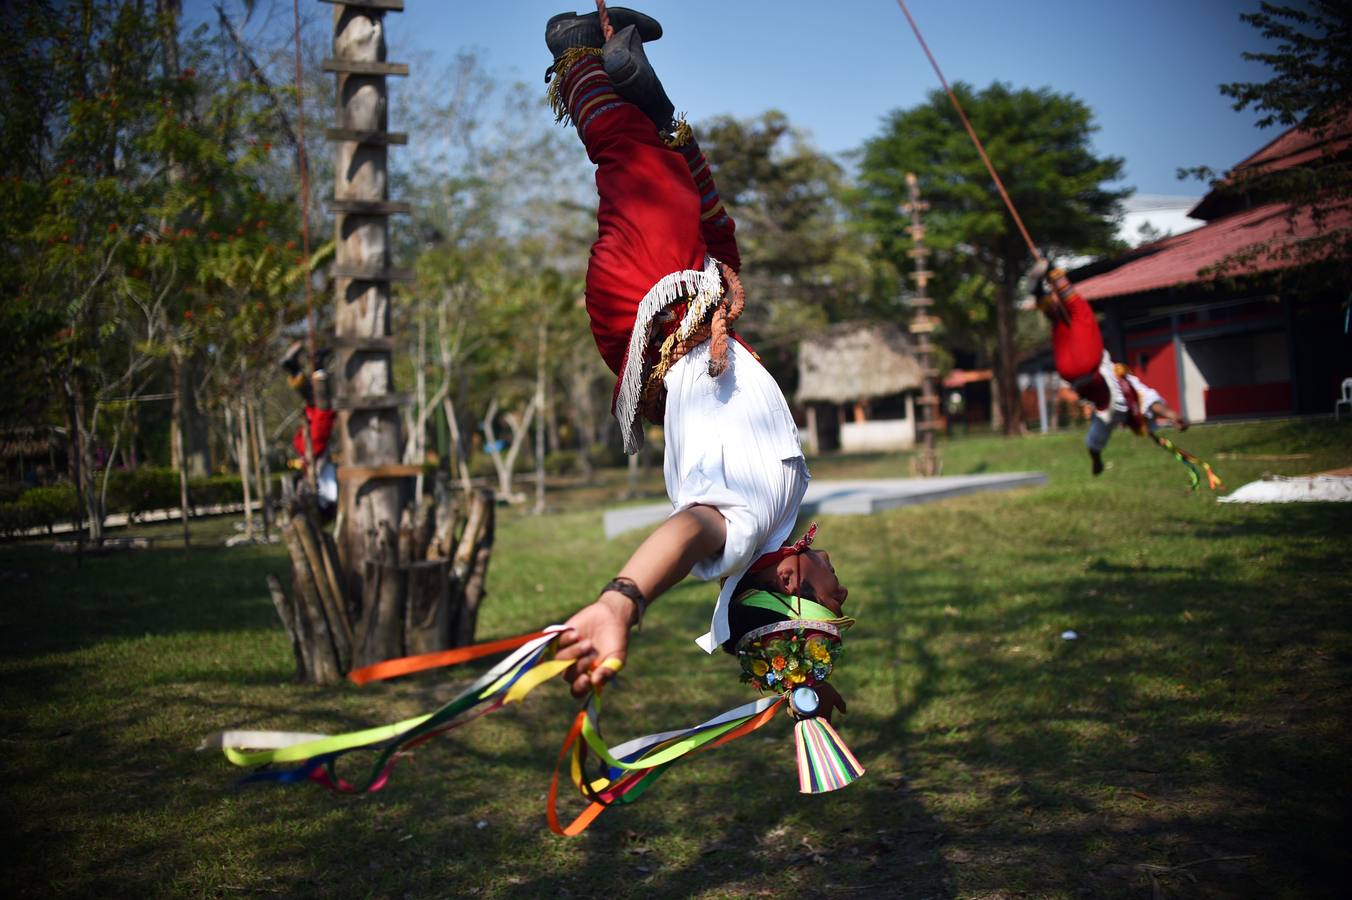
top-left (601, 577), bottom-right (648, 630)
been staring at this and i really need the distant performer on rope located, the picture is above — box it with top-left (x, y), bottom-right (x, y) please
top-left (1027, 261), bottom-right (1220, 489)
top-left (542, 7), bottom-right (850, 695)
top-left (280, 341), bottom-right (338, 511)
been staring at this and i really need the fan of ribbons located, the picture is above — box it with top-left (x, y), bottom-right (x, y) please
top-left (203, 624), bottom-right (850, 833)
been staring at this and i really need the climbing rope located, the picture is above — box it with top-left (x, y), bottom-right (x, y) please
top-left (894, 0), bottom-right (1043, 265)
top-left (595, 0), bottom-right (614, 41)
top-left (292, 0), bottom-right (318, 489)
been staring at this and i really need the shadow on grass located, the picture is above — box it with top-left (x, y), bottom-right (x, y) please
top-left (856, 524), bottom-right (1348, 897)
top-left (0, 540), bottom-right (289, 661)
top-left (4, 422), bottom-right (1349, 898)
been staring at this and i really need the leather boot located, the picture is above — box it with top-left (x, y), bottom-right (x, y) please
top-left (546, 7), bottom-right (662, 58)
top-left (603, 24), bottom-right (675, 131)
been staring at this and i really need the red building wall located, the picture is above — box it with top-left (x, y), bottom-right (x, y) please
top-left (1125, 333), bottom-right (1180, 413)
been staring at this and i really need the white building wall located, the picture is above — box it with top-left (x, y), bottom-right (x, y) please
top-left (1181, 341), bottom-right (1207, 423)
top-left (840, 419), bottom-right (916, 452)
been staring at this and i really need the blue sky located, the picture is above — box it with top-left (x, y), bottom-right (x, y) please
top-left (192, 0), bottom-right (1276, 198)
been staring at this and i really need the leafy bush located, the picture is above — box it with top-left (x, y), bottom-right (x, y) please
top-left (544, 450), bottom-right (579, 477)
top-left (104, 467), bottom-right (181, 515)
top-left (0, 485), bottom-right (78, 536)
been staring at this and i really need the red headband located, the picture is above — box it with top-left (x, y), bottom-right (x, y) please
top-left (747, 522), bottom-right (818, 574)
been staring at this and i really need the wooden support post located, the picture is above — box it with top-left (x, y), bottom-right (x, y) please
top-left (261, 2), bottom-right (495, 683)
top-left (282, 514), bottom-right (342, 684)
top-left (451, 489), bottom-right (495, 647)
top-left (266, 574), bottom-right (307, 680)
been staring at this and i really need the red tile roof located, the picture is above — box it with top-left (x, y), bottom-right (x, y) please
top-left (1076, 200), bottom-right (1352, 301)
top-left (1189, 115), bottom-right (1350, 220)
top-left (941, 368), bottom-right (992, 388)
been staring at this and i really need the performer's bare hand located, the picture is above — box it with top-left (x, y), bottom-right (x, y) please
top-left (555, 592), bottom-right (635, 698)
top-left (552, 506), bottom-right (726, 699)
top-left (815, 683), bottom-right (848, 722)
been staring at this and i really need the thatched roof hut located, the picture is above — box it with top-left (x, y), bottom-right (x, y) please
top-left (0, 427), bottom-right (59, 460)
top-left (796, 321), bottom-right (922, 405)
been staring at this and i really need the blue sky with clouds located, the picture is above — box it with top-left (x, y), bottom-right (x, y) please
top-left (191, 0), bottom-right (1277, 198)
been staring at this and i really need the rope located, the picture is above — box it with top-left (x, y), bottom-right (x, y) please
top-left (640, 261), bottom-right (746, 421)
top-left (894, 0), bottom-right (1042, 264)
top-left (292, 0), bottom-right (318, 489)
top-left (595, 0), bottom-right (614, 41)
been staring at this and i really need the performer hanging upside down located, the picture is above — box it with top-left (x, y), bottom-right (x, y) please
top-left (279, 341), bottom-right (339, 510)
top-left (542, 8), bottom-right (849, 696)
top-left (1027, 262), bottom-right (1195, 477)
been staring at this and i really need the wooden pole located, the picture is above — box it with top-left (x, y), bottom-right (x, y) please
top-left (262, 1), bottom-right (491, 681)
top-left (904, 173), bottom-right (941, 477)
top-left (266, 573), bottom-right (307, 680)
top-left (329, 2), bottom-right (410, 603)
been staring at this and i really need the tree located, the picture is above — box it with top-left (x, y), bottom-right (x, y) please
top-left (1220, 1), bottom-right (1351, 138)
top-left (1, 0), bottom-right (330, 546)
top-left (695, 112), bottom-right (874, 389)
top-left (0, 0), bottom-right (222, 542)
top-left (856, 82), bottom-right (1127, 434)
top-left (1182, 1), bottom-right (1351, 272)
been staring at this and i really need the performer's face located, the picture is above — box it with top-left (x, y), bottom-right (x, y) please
top-left (786, 550), bottom-right (848, 615)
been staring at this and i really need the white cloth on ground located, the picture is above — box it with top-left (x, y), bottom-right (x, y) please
top-left (661, 339), bottom-right (807, 653)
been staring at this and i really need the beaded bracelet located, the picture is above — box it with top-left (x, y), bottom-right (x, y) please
top-left (600, 576), bottom-right (648, 630)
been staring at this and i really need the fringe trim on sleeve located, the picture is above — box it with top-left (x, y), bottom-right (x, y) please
top-left (614, 255), bottom-right (724, 454)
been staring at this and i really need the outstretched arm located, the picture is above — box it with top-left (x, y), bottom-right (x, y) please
top-left (555, 504), bottom-right (727, 697)
top-left (1149, 400), bottom-right (1188, 430)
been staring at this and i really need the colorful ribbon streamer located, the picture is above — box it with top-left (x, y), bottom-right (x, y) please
top-left (208, 625), bottom-right (848, 833)
top-left (794, 717), bottom-right (865, 793)
top-left (206, 627), bottom-right (570, 793)
top-left (1150, 432), bottom-right (1223, 491)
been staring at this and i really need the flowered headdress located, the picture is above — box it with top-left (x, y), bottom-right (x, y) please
top-left (728, 536), bottom-right (864, 794)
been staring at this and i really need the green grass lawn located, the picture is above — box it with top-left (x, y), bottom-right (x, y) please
top-left (2, 419), bottom-right (1349, 899)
